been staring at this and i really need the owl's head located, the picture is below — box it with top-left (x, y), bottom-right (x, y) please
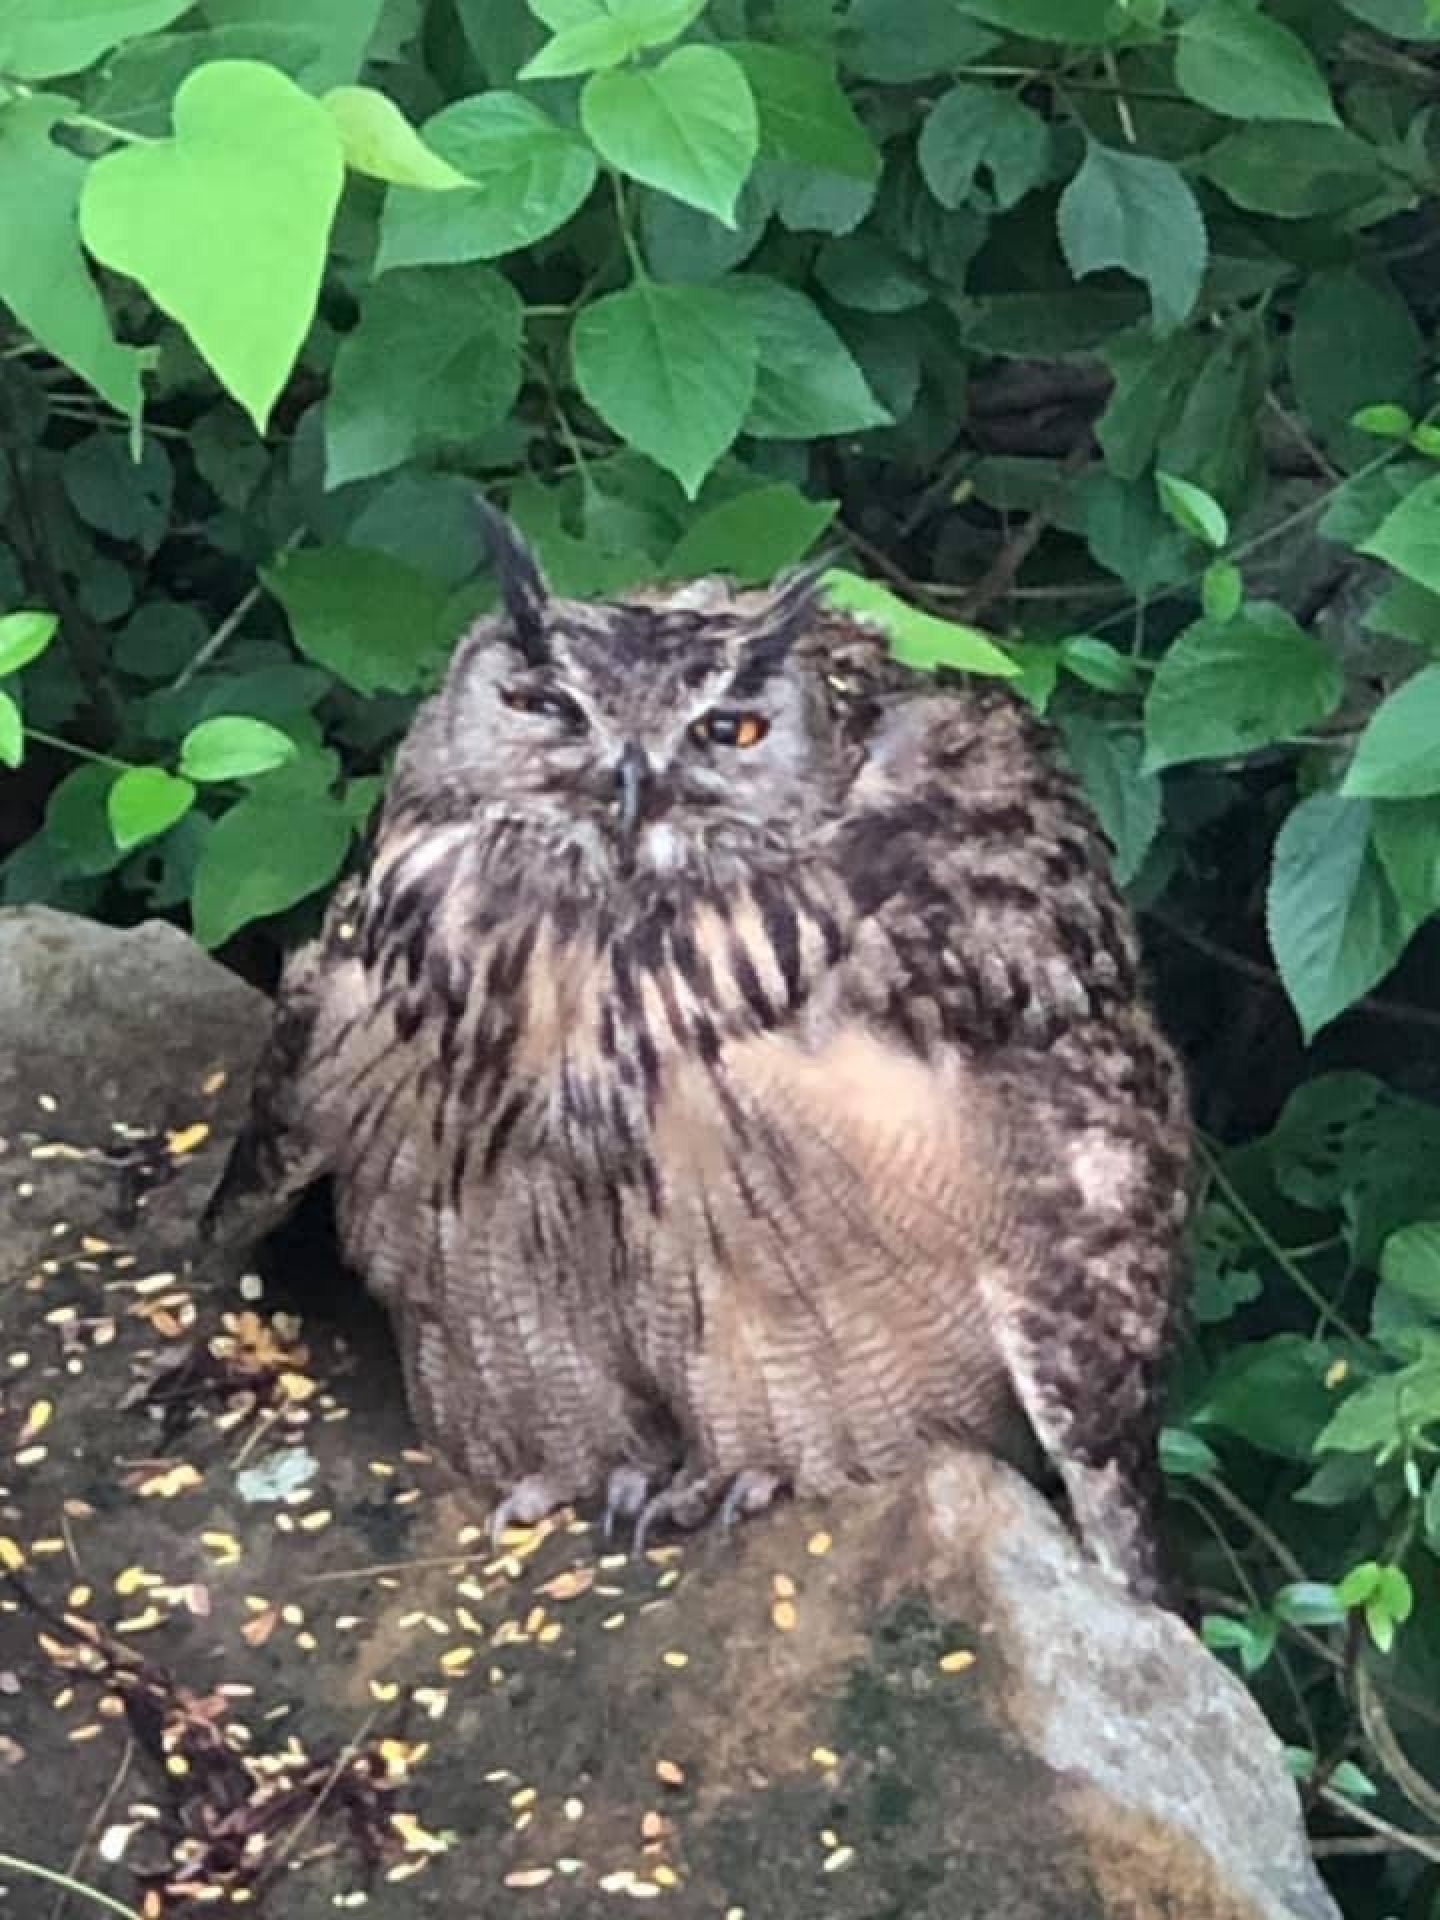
top-left (433, 508), bottom-right (840, 880)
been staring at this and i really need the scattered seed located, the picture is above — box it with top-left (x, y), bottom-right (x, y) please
top-left (810, 1746), bottom-right (839, 1769)
top-left (938, 1649), bottom-right (975, 1673)
top-left (771, 1573), bottom-right (796, 1599)
top-left (655, 1760), bottom-right (685, 1787)
top-left (166, 1123), bottom-right (211, 1156)
top-left (564, 1797), bottom-right (584, 1820)
top-left (504, 1868), bottom-right (553, 1889)
top-left (661, 1650), bottom-right (688, 1669)
top-left (510, 1787), bottom-right (537, 1809)
top-left (770, 1600), bottom-right (797, 1633)
top-left (823, 1846), bottom-right (855, 1874)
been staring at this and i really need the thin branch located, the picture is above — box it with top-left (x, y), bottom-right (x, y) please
top-left (170, 529), bottom-right (304, 692)
top-left (1315, 1787), bottom-right (1440, 1868)
top-left (1148, 907), bottom-right (1440, 1037)
top-left (955, 437), bottom-right (1092, 621)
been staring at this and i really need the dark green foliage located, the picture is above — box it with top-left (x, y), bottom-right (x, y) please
top-left (3, 5), bottom-right (1440, 1910)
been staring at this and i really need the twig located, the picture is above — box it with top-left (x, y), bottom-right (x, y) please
top-left (51, 1742), bottom-right (134, 1920)
top-left (1148, 907), bottom-right (1440, 1037)
top-left (0, 1854), bottom-right (142, 1920)
top-left (258, 1709), bottom-right (378, 1882)
top-left (1354, 1658), bottom-right (1440, 1831)
top-left (170, 528), bottom-right (305, 692)
top-left (1315, 1787), bottom-right (1440, 1868)
top-left (955, 437), bottom-right (1092, 621)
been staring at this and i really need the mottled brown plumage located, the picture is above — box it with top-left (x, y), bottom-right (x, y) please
top-left (206, 515), bottom-right (1190, 1603)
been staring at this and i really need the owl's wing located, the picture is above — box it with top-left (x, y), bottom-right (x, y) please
top-left (830, 683), bottom-right (1141, 1055)
top-left (829, 681), bottom-right (1191, 1603)
top-left (199, 879), bottom-right (363, 1248)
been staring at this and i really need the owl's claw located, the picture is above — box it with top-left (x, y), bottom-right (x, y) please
top-left (601, 1465), bottom-right (654, 1543)
top-left (489, 1473), bottom-right (569, 1550)
top-left (718, 1469), bottom-right (784, 1530)
top-left (632, 1467), bottom-right (783, 1557)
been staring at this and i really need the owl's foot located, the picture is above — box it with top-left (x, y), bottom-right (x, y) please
top-left (601, 1465), bottom-right (654, 1544)
top-left (489, 1473), bottom-right (570, 1550)
top-left (632, 1467), bottom-right (784, 1556)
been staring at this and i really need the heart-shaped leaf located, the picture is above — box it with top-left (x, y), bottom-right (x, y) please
top-left (107, 766), bottom-right (197, 851)
top-left (582, 46), bottom-right (758, 225)
top-left (80, 60), bottom-right (344, 431)
top-left (0, 610), bottom-right (58, 677)
top-left (571, 280), bottom-right (756, 497)
top-left (179, 716), bottom-right (298, 783)
top-left (322, 86), bottom-right (469, 188)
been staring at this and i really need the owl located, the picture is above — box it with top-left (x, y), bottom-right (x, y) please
top-left (204, 508), bottom-right (1191, 1606)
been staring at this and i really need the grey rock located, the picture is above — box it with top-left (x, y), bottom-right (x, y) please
top-left (0, 908), bottom-right (1338, 1919)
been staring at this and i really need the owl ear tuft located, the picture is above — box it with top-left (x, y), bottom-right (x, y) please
top-left (476, 497), bottom-right (549, 666)
top-left (728, 559), bottom-right (828, 697)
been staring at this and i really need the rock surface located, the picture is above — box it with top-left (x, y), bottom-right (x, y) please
top-left (0, 908), bottom-right (1340, 1919)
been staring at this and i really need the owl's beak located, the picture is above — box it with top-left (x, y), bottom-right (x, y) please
top-left (613, 742), bottom-right (650, 843)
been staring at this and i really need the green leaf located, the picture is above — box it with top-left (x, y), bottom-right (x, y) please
top-left (191, 790), bottom-right (352, 948)
top-left (377, 94), bottom-right (597, 269)
top-left (1268, 792), bottom-right (1413, 1040)
top-left (196, 0), bottom-right (384, 89)
top-left (1289, 270), bottom-right (1422, 454)
top-left (322, 85), bottom-right (469, 188)
top-left (325, 265), bottom-right (523, 487)
top-left (571, 281), bottom-right (757, 498)
top-left (63, 432), bottom-right (172, 553)
top-left (1157, 1428), bottom-right (1219, 1478)
top-left (1354, 403), bottom-right (1414, 439)
top-left (582, 46), bottom-right (757, 226)
top-left (726, 275), bottom-right (890, 438)
top-left (45, 764), bottom-right (126, 876)
top-left (956, 0), bottom-right (1119, 42)
top-left (665, 485), bottom-right (836, 583)
top-left (1335, 1560), bottom-right (1383, 1607)
top-left (1342, 667), bottom-right (1440, 800)
top-left (917, 83), bottom-right (1050, 213)
top-left (1057, 716), bottom-right (1161, 885)
top-left (1203, 125), bottom-right (1385, 219)
top-left (1175, 1), bottom-right (1338, 126)
top-left (264, 546), bottom-right (453, 695)
top-left (1362, 473), bottom-right (1440, 594)
top-left (1059, 635), bottom-right (1138, 694)
top-left (1143, 605), bottom-right (1342, 772)
top-left (1096, 327), bottom-right (1209, 481)
top-left (179, 716), bottom-right (299, 783)
top-left (520, 0), bottom-right (704, 79)
top-left (0, 689), bottom-right (21, 768)
top-left (1195, 1332), bottom-right (1339, 1457)
top-left (1372, 798), bottom-right (1440, 925)
top-left (1380, 1221), bottom-right (1440, 1314)
top-left (1057, 145), bottom-right (1206, 331)
top-left (1273, 1582), bottom-right (1347, 1627)
top-left (0, 610), bottom-right (59, 677)
top-left (842, 0), bottom-right (998, 80)
top-left (1202, 561), bottom-right (1243, 622)
top-left (726, 42), bottom-right (880, 181)
top-left (1156, 472), bottom-right (1228, 548)
top-left (106, 766), bottom-right (196, 851)
top-left (0, 97), bottom-right (147, 417)
top-left (820, 570), bottom-right (1018, 678)
top-left (80, 60), bottom-right (344, 432)
top-left (0, 0), bottom-right (191, 78)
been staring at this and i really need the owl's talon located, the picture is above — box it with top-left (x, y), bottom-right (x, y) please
top-left (489, 1473), bottom-right (569, 1550)
top-left (632, 1467), bottom-right (781, 1556)
top-left (602, 1465), bottom-right (655, 1543)
top-left (718, 1469), bottom-right (784, 1530)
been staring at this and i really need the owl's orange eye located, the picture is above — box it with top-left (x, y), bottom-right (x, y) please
top-left (692, 710), bottom-right (769, 749)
